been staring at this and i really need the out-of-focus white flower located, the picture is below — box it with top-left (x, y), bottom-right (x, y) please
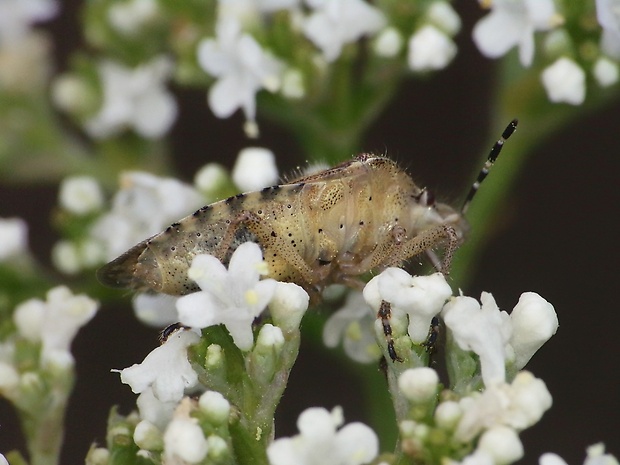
top-left (281, 68), bottom-right (305, 99)
top-left (597, 0), bottom-right (620, 59)
top-left (540, 453), bottom-right (569, 465)
top-left (508, 292), bottom-right (558, 369)
top-left (477, 425), bottom-right (524, 465)
top-left (107, 0), bottom-right (159, 36)
top-left (323, 290), bottom-right (379, 364)
top-left (0, 0), bottom-right (58, 43)
top-left (365, 269), bottom-right (452, 343)
top-left (59, 176), bottom-right (104, 215)
top-left (232, 147), bottom-right (279, 191)
top-left (194, 162), bottom-right (229, 199)
top-left (541, 57), bottom-right (586, 105)
top-left (593, 57), bottom-right (619, 87)
top-left (118, 329), bottom-right (200, 403)
top-left (0, 362), bottom-right (20, 395)
top-left (84, 56), bottom-right (177, 139)
top-left (0, 452), bottom-right (9, 465)
top-left (197, 17), bottom-right (284, 125)
top-left (302, 0), bottom-right (386, 62)
top-left (473, 0), bottom-right (559, 67)
top-left (585, 444), bottom-right (620, 465)
top-left (91, 171), bottom-right (203, 259)
top-left (267, 406), bottom-right (379, 465)
top-left (398, 367), bottom-right (439, 403)
top-left (164, 404), bottom-right (209, 464)
top-left (434, 400), bottom-right (462, 430)
top-left (373, 27), bottom-right (404, 58)
top-left (454, 371), bottom-right (552, 442)
top-left (13, 286), bottom-right (98, 364)
top-left (442, 292), bottom-right (512, 385)
top-left (427, 1), bottom-right (461, 36)
top-left (176, 242), bottom-right (277, 351)
top-left (134, 420), bottom-right (163, 450)
top-left (408, 25), bottom-right (457, 72)
top-left (0, 217), bottom-right (28, 261)
top-left (132, 293), bottom-right (179, 327)
top-left (52, 239), bottom-right (107, 274)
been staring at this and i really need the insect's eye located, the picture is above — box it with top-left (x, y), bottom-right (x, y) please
top-left (417, 189), bottom-right (435, 207)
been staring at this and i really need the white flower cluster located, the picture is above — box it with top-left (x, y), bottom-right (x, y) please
top-left (0, 217), bottom-right (28, 261)
top-left (473, 0), bottom-right (620, 105)
top-left (0, 286), bottom-right (98, 403)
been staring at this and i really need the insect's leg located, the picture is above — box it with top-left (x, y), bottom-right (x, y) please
top-left (378, 300), bottom-right (403, 362)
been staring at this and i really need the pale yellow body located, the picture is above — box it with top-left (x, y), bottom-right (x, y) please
top-left (98, 155), bottom-right (467, 297)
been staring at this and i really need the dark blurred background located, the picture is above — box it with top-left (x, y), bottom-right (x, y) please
top-left (1, 0), bottom-right (619, 463)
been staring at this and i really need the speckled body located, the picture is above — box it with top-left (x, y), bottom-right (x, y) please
top-left (97, 155), bottom-right (467, 296)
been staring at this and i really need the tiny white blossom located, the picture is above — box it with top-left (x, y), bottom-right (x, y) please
top-left (85, 56), bottom-right (177, 139)
top-left (164, 412), bottom-right (209, 464)
top-left (455, 371), bottom-right (552, 442)
top-left (136, 386), bottom-right (177, 430)
top-left (0, 217), bottom-right (28, 261)
top-left (281, 68), bottom-right (306, 99)
top-left (540, 453), bottom-right (569, 465)
top-left (107, 0), bottom-right (160, 36)
top-left (408, 25), bottom-right (457, 72)
top-left (194, 162), bottom-right (229, 198)
top-left (118, 329), bottom-right (200, 403)
top-left (541, 57), bottom-right (586, 105)
top-left (176, 242), bottom-right (277, 351)
top-left (442, 292), bottom-right (512, 385)
top-left (302, 0), bottom-right (386, 62)
top-left (477, 425), bottom-right (524, 465)
top-left (0, 362), bottom-right (20, 395)
top-left (0, 453), bottom-right (8, 465)
top-left (199, 390), bottom-right (230, 424)
top-left (427, 1), bottom-right (461, 36)
top-left (473, 0), bottom-right (559, 67)
top-left (398, 367), bottom-right (439, 403)
top-left (323, 290), bottom-right (379, 364)
top-left (267, 406), bottom-right (379, 465)
top-left (509, 292), bottom-right (558, 369)
top-left (365, 269), bottom-right (452, 343)
top-left (58, 176), bottom-right (104, 215)
top-left (585, 444), bottom-right (620, 465)
top-left (197, 17), bottom-right (284, 125)
top-left (593, 57), bottom-right (619, 87)
top-left (133, 420), bottom-right (163, 451)
top-left (256, 323), bottom-right (285, 350)
top-left (232, 147), bottom-right (279, 191)
top-left (597, 0), bottom-right (620, 59)
top-left (434, 400), bottom-right (462, 430)
top-left (92, 171), bottom-right (203, 259)
top-left (132, 293), bottom-right (179, 327)
top-left (373, 27), bottom-right (404, 58)
top-left (17, 286), bottom-right (99, 362)
top-left (0, 0), bottom-right (58, 43)
top-left (269, 281), bottom-right (309, 332)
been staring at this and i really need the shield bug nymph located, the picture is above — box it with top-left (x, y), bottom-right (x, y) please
top-left (98, 120), bottom-right (517, 358)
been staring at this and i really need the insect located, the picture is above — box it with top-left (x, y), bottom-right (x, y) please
top-left (98, 120), bottom-right (517, 357)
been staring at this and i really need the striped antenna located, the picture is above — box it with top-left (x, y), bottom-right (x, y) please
top-left (461, 119), bottom-right (518, 215)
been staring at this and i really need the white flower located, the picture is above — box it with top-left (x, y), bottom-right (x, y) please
top-left (597, 0), bottom-right (620, 59)
top-left (593, 57), bottom-right (619, 87)
top-left (269, 281), bottom-right (309, 332)
top-left (508, 292), bottom-right (558, 369)
top-left (13, 286), bottom-right (98, 363)
top-left (0, 0), bottom-right (58, 43)
top-left (477, 425), bottom-right (524, 465)
top-left (91, 171), bottom-right (203, 260)
top-left (194, 162), bottom-right (229, 199)
top-left (427, 1), bottom-right (461, 36)
top-left (373, 27), bottom-right (404, 58)
top-left (442, 292), bottom-right (512, 385)
top-left (323, 290), bottom-right (379, 363)
top-left (0, 217), bottom-right (28, 261)
top-left (398, 367), bottom-right (439, 403)
top-left (58, 176), bottom-right (104, 215)
top-left (176, 242), bottom-right (277, 351)
top-left (541, 57), bottom-right (586, 105)
top-left (199, 390), bottom-right (230, 424)
top-left (137, 386), bottom-right (177, 430)
top-left (84, 56), bottom-right (177, 139)
top-left (118, 329), bottom-right (200, 403)
top-left (107, 0), bottom-right (160, 36)
top-left (0, 453), bottom-right (8, 465)
top-left (267, 406), bottom-right (379, 465)
top-left (540, 453), bottom-right (569, 465)
top-left (52, 239), bottom-right (106, 274)
top-left (364, 269), bottom-right (452, 343)
top-left (585, 444), bottom-right (620, 465)
top-left (164, 408), bottom-right (209, 464)
top-left (133, 420), bottom-right (163, 450)
top-left (232, 147), bottom-right (279, 191)
top-left (197, 17), bottom-right (284, 124)
top-left (408, 25), bottom-right (457, 72)
top-left (473, 0), bottom-right (559, 67)
top-left (302, 0), bottom-right (386, 62)
top-left (281, 68), bottom-right (305, 99)
top-left (454, 371), bottom-right (552, 442)
top-left (132, 293), bottom-right (179, 327)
